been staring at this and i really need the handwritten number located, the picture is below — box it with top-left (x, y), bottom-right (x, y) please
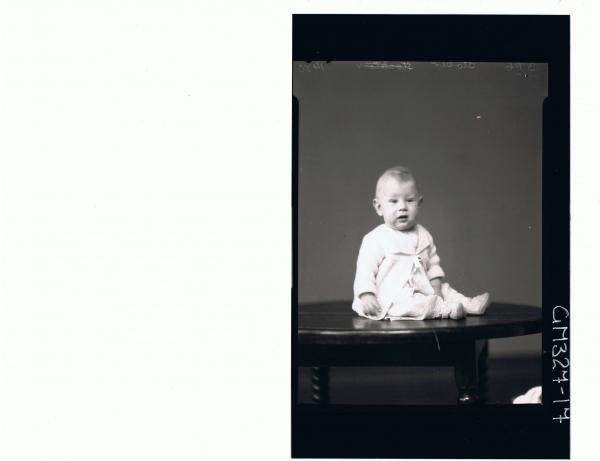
top-left (553, 370), bottom-right (569, 383)
top-left (552, 357), bottom-right (570, 369)
top-left (553, 407), bottom-right (570, 423)
top-left (552, 342), bottom-right (568, 357)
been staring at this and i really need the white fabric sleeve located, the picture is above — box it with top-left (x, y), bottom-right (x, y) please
top-left (426, 241), bottom-right (445, 280)
top-left (353, 234), bottom-right (385, 298)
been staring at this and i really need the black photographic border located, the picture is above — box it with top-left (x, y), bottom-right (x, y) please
top-left (292, 15), bottom-right (569, 459)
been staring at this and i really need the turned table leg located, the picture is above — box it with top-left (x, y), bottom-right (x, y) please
top-left (311, 366), bottom-right (330, 404)
top-left (477, 340), bottom-right (489, 403)
top-left (454, 341), bottom-right (480, 405)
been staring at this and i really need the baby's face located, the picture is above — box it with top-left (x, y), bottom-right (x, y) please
top-left (373, 178), bottom-right (422, 231)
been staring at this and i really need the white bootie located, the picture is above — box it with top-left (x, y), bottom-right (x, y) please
top-left (440, 300), bottom-right (466, 320)
top-left (463, 293), bottom-right (490, 315)
top-left (441, 283), bottom-right (490, 316)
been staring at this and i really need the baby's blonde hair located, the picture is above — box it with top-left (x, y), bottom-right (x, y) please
top-left (375, 166), bottom-right (420, 198)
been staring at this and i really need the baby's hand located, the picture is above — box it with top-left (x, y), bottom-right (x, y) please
top-left (360, 293), bottom-right (381, 317)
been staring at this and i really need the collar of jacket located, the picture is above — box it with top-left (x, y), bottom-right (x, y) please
top-left (380, 223), bottom-right (431, 255)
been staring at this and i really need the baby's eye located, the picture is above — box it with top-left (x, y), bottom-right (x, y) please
top-left (389, 199), bottom-right (397, 203)
top-left (407, 198), bottom-right (415, 203)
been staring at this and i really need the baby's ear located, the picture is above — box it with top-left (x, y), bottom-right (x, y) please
top-left (418, 195), bottom-right (424, 206)
top-left (372, 198), bottom-right (383, 215)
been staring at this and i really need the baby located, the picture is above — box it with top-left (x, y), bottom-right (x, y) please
top-left (352, 166), bottom-right (490, 321)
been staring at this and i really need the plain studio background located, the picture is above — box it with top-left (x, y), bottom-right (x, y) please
top-left (295, 61), bottom-right (546, 359)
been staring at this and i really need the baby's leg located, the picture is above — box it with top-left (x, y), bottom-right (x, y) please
top-left (441, 283), bottom-right (490, 315)
top-left (386, 291), bottom-right (431, 320)
top-left (415, 294), bottom-right (466, 320)
top-left (387, 293), bottom-right (465, 320)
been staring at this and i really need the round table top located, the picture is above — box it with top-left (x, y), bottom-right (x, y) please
top-left (298, 301), bottom-right (542, 345)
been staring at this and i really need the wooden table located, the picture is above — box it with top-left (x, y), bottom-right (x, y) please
top-left (298, 301), bottom-right (542, 404)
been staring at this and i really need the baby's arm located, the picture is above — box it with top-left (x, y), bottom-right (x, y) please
top-left (430, 277), bottom-right (443, 297)
top-left (354, 235), bottom-right (385, 316)
top-left (425, 236), bottom-right (445, 296)
top-left (359, 293), bottom-right (381, 316)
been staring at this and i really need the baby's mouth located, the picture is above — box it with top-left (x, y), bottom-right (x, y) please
top-left (397, 216), bottom-right (408, 221)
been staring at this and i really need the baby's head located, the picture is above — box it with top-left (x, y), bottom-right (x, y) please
top-left (373, 166), bottom-right (423, 232)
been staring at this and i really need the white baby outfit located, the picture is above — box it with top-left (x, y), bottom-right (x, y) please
top-left (352, 224), bottom-right (467, 320)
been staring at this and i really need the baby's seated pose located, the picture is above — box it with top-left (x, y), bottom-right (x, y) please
top-left (352, 166), bottom-right (490, 321)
